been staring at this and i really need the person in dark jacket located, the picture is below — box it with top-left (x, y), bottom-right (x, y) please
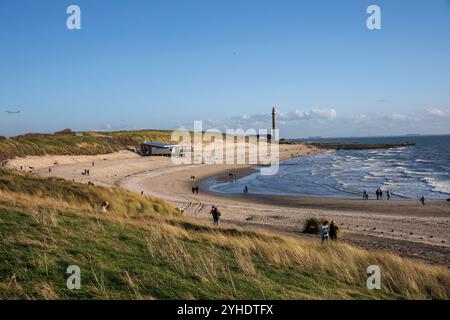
top-left (210, 205), bottom-right (221, 225)
top-left (329, 220), bottom-right (339, 241)
top-left (420, 196), bottom-right (425, 206)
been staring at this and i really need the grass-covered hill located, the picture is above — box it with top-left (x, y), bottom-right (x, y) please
top-left (0, 129), bottom-right (174, 161)
top-left (0, 168), bottom-right (449, 299)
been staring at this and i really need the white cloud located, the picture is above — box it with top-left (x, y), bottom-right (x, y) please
top-left (199, 108), bottom-right (338, 129)
top-left (180, 106), bottom-right (450, 138)
top-left (426, 107), bottom-right (447, 117)
top-left (310, 108), bottom-right (337, 119)
top-left (278, 108), bottom-right (337, 121)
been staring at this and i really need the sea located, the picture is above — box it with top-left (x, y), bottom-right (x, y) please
top-left (201, 135), bottom-right (450, 200)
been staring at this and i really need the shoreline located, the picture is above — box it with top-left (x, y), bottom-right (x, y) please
top-left (199, 174), bottom-right (450, 218)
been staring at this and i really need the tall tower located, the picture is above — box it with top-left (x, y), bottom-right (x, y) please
top-left (272, 106), bottom-right (276, 131)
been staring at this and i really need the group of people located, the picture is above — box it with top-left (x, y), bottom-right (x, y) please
top-left (362, 188), bottom-right (429, 205)
top-left (191, 185), bottom-right (199, 194)
top-left (362, 188), bottom-right (391, 200)
top-left (189, 176), bottom-right (199, 194)
top-left (321, 220), bottom-right (339, 243)
top-left (376, 188), bottom-right (390, 200)
top-left (81, 169), bottom-right (90, 176)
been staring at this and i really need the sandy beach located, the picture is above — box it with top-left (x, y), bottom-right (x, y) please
top-left (7, 144), bottom-right (450, 267)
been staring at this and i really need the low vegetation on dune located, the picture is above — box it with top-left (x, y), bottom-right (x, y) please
top-left (303, 217), bottom-right (328, 235)
top-left (0, 168), bottom-right (449, 300)
top-left (0, 129), bottom-right (174, 161)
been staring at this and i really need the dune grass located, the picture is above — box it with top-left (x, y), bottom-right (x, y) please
top-left (0, 168), bottom-right (449, 300)
top-left (0, 129), bottom-right (174, 161)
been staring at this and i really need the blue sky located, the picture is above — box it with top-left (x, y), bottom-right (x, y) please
top-left (1, 0), bottom-right (450, 138)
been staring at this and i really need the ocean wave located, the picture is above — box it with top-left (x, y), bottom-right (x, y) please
top-left (422, 177), bottom-right (450, 195)
top-left (362, 175), bottom-right (378, 180)
top-left (206, 138), bottom-right (450, 200)
top-left (415, 159), bottom-right (433, 163)
top-left (368, 171), bottom-right (386, 177)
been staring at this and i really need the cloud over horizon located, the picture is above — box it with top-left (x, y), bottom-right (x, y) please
top-left (180, 106), bottom-right (450, 138)
top-left (426, 107), bottom-right (447, 117)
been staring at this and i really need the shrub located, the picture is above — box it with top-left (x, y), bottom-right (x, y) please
top-left (302, 217), bottom-right (331, 234)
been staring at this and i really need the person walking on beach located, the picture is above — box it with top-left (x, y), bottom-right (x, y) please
top-left (243, 185), bottom-right (248, 195)
top-left (191, 186), bottom-right (196, 194)
top-left (387, 190), bottom-right (391, 200)
top-left (420, 196), bottom-right (425, 206)
top-left (321, 221), bottom-right (329, 244)
top-left (210, 205), bottom-right (221, 225)
top-left (329, 221), bottom-right (339, 241)
top-left (379, 189), bottom-right (383, 199)
top-left (363, 190), bottom-right (368, 200)
top-left (195, 185), bottom-right (199, 194)
top-left (376, 189), bottom-right (380, 200)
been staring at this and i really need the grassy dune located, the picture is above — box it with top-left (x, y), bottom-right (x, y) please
top-left (0, 129), bottom-right (174, 161)
top-left (0, 168), bottom-right (449, 300)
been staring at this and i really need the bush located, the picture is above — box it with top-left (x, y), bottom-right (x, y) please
top-left (302, 217), bottom-right (331, 234)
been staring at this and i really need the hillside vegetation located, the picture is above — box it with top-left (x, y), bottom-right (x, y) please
top-left (0, 129), bottom-right (174, 161)
top-left (0, 168), bottom-right (449, 299)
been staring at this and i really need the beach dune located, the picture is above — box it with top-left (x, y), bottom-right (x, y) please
top-left (7, 144), bottom-right (450, 267)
